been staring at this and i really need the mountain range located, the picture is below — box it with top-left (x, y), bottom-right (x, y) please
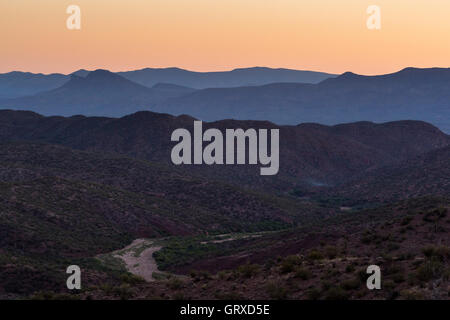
top-left (0, 70), bottom-right (195, 117)
top-left (158, 67), bottom-right (450, 132)
top-left (0, 67), bottom-right (334, 100)
top-left (0, 109), bottom-right (449, 299)
top-left (1, 67), bottom-right (450, 133)
top-left (0, 110), bottom-right (448, 190)
top-left (1, 66), bottom-right (450, 299)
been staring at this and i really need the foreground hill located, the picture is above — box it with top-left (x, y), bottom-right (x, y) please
top-left (0, 110), bottom-right (448, 189)
top-left (0, 111), bottom-right (449, 299)
top-left (79, 197), bottom-right (450, 300)
top-left (0, 141), bottom-right (320, 296)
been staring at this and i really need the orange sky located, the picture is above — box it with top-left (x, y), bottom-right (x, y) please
top-left (0, 0), bottom-right (449, 75)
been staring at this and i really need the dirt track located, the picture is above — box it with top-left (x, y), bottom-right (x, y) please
top-left (113, 239), bottom-right (162, 282)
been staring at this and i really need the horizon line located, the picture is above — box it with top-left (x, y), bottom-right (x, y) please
top-left (2, 65), bottom-right (449, 77)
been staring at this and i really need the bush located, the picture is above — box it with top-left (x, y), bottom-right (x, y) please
top-left (217, 270), bottom-right (228, 280)
top-left (401, 289), bottom-right (425, 300)
top-left (113, 284), bottom-right (134, 300)
top-left (416, 260), bottom-right (444, 281)
top-left (422, 246), bottom-right (450, 260)
top-left (345, 264), bottom-right (355, 273)
top-left (306, 288), bottom-right (321, 300)
top-left (392, 273), bottom-right (405, 284)
top-left (307, 250), bottom-right (324, 261)
top-left (120, 273), bottom-right (145, 285)
top-left (324, 246), bottom-right (339, 259)
top-left (266, 281), bottom-right (288, 300)
top-left (167, 278), bottom-right (184, 290)
top-left (294, 267), bottom-right (312, 280)
top-left (341, 278), bottom-right (361, 291)
top-left (280, 255), bottom-right (301, 274)
top-left (238, 264), bottom-right (260, 278)
top-left (324, 287), bottom-right (349, 300)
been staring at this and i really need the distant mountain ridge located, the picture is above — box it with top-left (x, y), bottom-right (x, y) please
top-left (0, 70), bottom-right (195, 117)
top-left (117, 67), bottom-right (336, 88)
top-left (0, 71), bottom-right (67, 99)
top-left (157, 67), bottom-right (450, 133)
top-left (0, 67), bottom-right (335, 99)
top-left (2, 67), bottom-right (450, 133)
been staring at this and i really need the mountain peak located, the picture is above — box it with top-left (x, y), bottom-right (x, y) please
top-left (339, 71), bottom-right (360, 79)
top-left (86, 69), bottom-right (120, 80)
top-left (70, 69), bottom-right (90, 77)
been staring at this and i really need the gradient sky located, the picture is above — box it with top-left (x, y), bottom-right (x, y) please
top-left (1, 0), bottom-right (449, 75)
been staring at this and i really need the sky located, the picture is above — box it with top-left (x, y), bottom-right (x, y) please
top-left (0, 0), bottom-right (449, 75)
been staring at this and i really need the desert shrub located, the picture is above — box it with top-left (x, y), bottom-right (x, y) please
top-left (152, 272), bottom-right (170, 280)
top-left (217, 270), bottom-right (228, 280)
top-left (266, 281), bottom-right (288, 300)
top-left (191, 270), bottom-right (212, 281)
top-left (307, 250), bottom-right (324, 261)
top-left (113, 284), bottom-right (134, 300)
top-left (416, 260), bottom-right (444, 281)
top-left (392, 273), bottom-right (405, 283)
top-left (238, 264), bottom-right (260, 278)
top-left (280, 255), bottom-right (301, 274)
top-left (167, 278), bottom-right (184, 290)
top-left (321, 280), bottom-right (332, 291)
top-left (383, 279), bottom-right (395, 290)
top-left (306, 288), bottom-right (321, 300)
top-left (345, 264), bottom-right (355, 273)
top-left (215, 291), bottom-right (243, 300)
top-left (423, 208), bottom-right (447, 222)
top-left (324, 287), bottom-right (349, 300)
top-left (172, 292), bottom-right (186, 300)
top-left (401, 289), bottom-right (425, 300)
top-left (387, 242), bottom-right (400, 252)
top-left (324, 246), bottom-right (339, 259)
top-left (341, 278), bottom-right (361, 291)
top-left (360, 234), bottom-right (373, 244)
top-left (401, 216), bottom-right (413, 226)
top-left (120, 273), bottom-right (145, 285)
top-left (357, 269), bottom-right (368, 282)
top-left (31, 291), bottom-right (80, 300)
top-left (294, 267), bottom-right (312, 280)
top-left (422, 245), bottom-right (450, 260)
top-left (264, 259), bottom-right (275, 271)
top-left (398, 252), bottom-right (414, 261)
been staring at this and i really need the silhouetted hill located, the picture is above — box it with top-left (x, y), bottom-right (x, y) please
top-left (0, 67), bottom-right (334, 102)
top-left (0, 72), bottom-right (67, 99)
top-left (118, 67), bottom-right (336, 88)
top-left (0, 70), bottom-right (193, 117)
top-left (0, 110), bottom-right (448, 190)
top-left (3, 68), bottom-right (450, 133)
top-left (157, 67), bottom-right (450, 133)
